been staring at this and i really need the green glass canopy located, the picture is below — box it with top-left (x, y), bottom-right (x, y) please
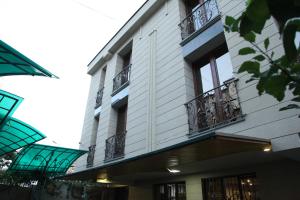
top-left (0, 89), bottom-right (23, 129)
top-left (9, 144), bottom-right (87, 176)
top-left (0, 40), bottom-right (58, 78)
top-left (0, 118), bottom-right (46, 156)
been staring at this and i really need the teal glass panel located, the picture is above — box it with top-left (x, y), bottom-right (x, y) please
top-left (0, 40), bottom-right (58, 78)
top-left (0, 90), bottom-right (23, 129)
top-left (0, 118), bottom-right (46, 156)
top-left (8, 144), bottom-right (87, 176)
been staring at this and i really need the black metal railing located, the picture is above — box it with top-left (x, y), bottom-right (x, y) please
top-left (112, 65), bottom-right (131, 93)
top-left (185, 79), bottom-right (242, 134)
top-left (86, 145), bottom-right (96, 168)
top-left (179, 0), bottom-right (219, 40)
top-left (95, 87), bottom-right (104, 108)
top-left (104, 131), bottom-right (126, 160)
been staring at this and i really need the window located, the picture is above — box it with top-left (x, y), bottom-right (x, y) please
top-left (184, 0), bottom-right (201, 14)
top-left (87, 115), bottom-right (99, 167)
top-left (113, 47), bottom-right (132, 93)
top-left (202, 174), bottom-right (257, 200)
top-left (185, 44), bottom-right (242, 133)
top-left (122, 50), bottom-right (132, 69)
top-left (116, 104), bottom-right (127, 135)
top-left (154, 182), bottom-right (186, 200)
top-left (180, 0), bottom-right (220, 40)
top-left (105, 104), bottom-right (127, 160)
top-left (95, 67), bottom-right (106, 108)
top-left (193, 44), bottom-right (234, 95)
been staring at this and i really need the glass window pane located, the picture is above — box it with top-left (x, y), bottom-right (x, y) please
top-left (155, 183), bottom-right (186, 200)
top-left (192, 4), bottom-right (201, 31)
top-left (215, 52), bottom-right (234, 85)
top-left (200, 63), bottom-right (214, 93)
top-left (167, 184), bottom-right (176, 199)
top-left (295, 32), bottom-right (300, 49)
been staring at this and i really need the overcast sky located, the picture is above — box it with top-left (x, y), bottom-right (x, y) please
top-left (0, 0), bottom-right (146, 149)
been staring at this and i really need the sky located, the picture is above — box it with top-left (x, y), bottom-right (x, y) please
top-left (0, 0), bottom-right (146, 149)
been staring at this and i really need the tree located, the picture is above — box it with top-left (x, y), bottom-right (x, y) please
top-left (224, 0), bottom-right (300, 111)
top-left (0, 152), bottom-right (16, 171)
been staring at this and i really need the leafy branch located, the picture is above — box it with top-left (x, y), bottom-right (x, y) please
top-left (224, 0), bottom-right (300, 112)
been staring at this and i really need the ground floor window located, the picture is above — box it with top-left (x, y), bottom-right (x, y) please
top-left (202, 174), bottom-right (257, 200)
top-left (154, 182), bottom-right (186, 200)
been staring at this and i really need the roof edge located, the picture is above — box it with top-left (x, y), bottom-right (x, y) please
top-left (87, 0), bottom-right (166, 74)
top-left (87, 0), bottom-right (149, 67)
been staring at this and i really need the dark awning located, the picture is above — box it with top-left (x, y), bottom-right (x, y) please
top-left (0, 118), bottom-right (46, 156)
top-left (8, 144), bottom-right (87, 176)
top-left (0, 40), bottom-right (58, 78)
top-left (64, 132), bottom-right (271, 183)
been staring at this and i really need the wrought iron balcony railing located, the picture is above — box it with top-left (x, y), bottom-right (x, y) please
top-left (179, 0), bottom-right (219, 40)
top-left (86, 145), bottom-right (96, 168)
top-left (185, 79), bottom-right (243, 134)
top-left (95, 87), bottom-right (104, 108)
top-left (112, 64), bottom-right (131, 94)
top-left (104, 131), bottom-right (126, 161)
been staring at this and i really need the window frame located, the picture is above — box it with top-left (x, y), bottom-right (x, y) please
top-left (202, 173), bottom-right (257, 200)
top-left (192, 43), bottom-right (230, 96)
top-left (153, 181), bottom-right (186, 200)
top-left (192, 44), bottom-right (233, 123)
top-left (116, 104), bottom-right (128, 135)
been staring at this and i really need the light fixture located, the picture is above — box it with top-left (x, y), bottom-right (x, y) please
top-left (167, 168), bottom-right (181, 173)
top-left (263, 147), bottom-right (271, 152)
top-left (167, 157), bottom-right (179, 167)
top-left (96, 178), bottom-right (111, 183)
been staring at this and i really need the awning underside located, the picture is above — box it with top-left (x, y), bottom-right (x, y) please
top-left (0, 40), bottom-right (58, 78)
top-left (65, 133), bottom-right (271, 182)
top-left (0, 118), bottom-right (46, 156)
top-left (8, 144), bottom-right (87, 176)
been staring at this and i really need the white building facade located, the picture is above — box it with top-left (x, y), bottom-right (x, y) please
top-left (73, 0), bottom-right (300, 199)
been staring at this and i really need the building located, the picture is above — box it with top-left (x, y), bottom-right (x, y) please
top-left (72, 0), bottom-right (300, 199)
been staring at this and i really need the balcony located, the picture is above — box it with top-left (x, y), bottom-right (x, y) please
top-left (185, 79), bottom-right (243, 135)
top-left (112, 64), bottom-right (131, 95)
top-left (95, 87), bottom-right (104, 109)
top-left (104, 131), bottom-right (126, 161)
top-left (179, 0), bottom-right (220, 41)
top-left (86, 145), bottom-right (96, 168)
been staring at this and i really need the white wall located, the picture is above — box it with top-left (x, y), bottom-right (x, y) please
top-left (76, 0), bottom-right (300, 172)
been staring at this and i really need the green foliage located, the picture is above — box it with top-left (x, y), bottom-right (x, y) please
top-left (238, 61), bottom-right (260, 77)
top-left (239, 47), bottom-right (256, 55)
top-left (0, 152), bottom-right (16, 171)
top-left (0, 172), bottom-right (36, 186)
top-left (225, 0), bottom-right (300, 112)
